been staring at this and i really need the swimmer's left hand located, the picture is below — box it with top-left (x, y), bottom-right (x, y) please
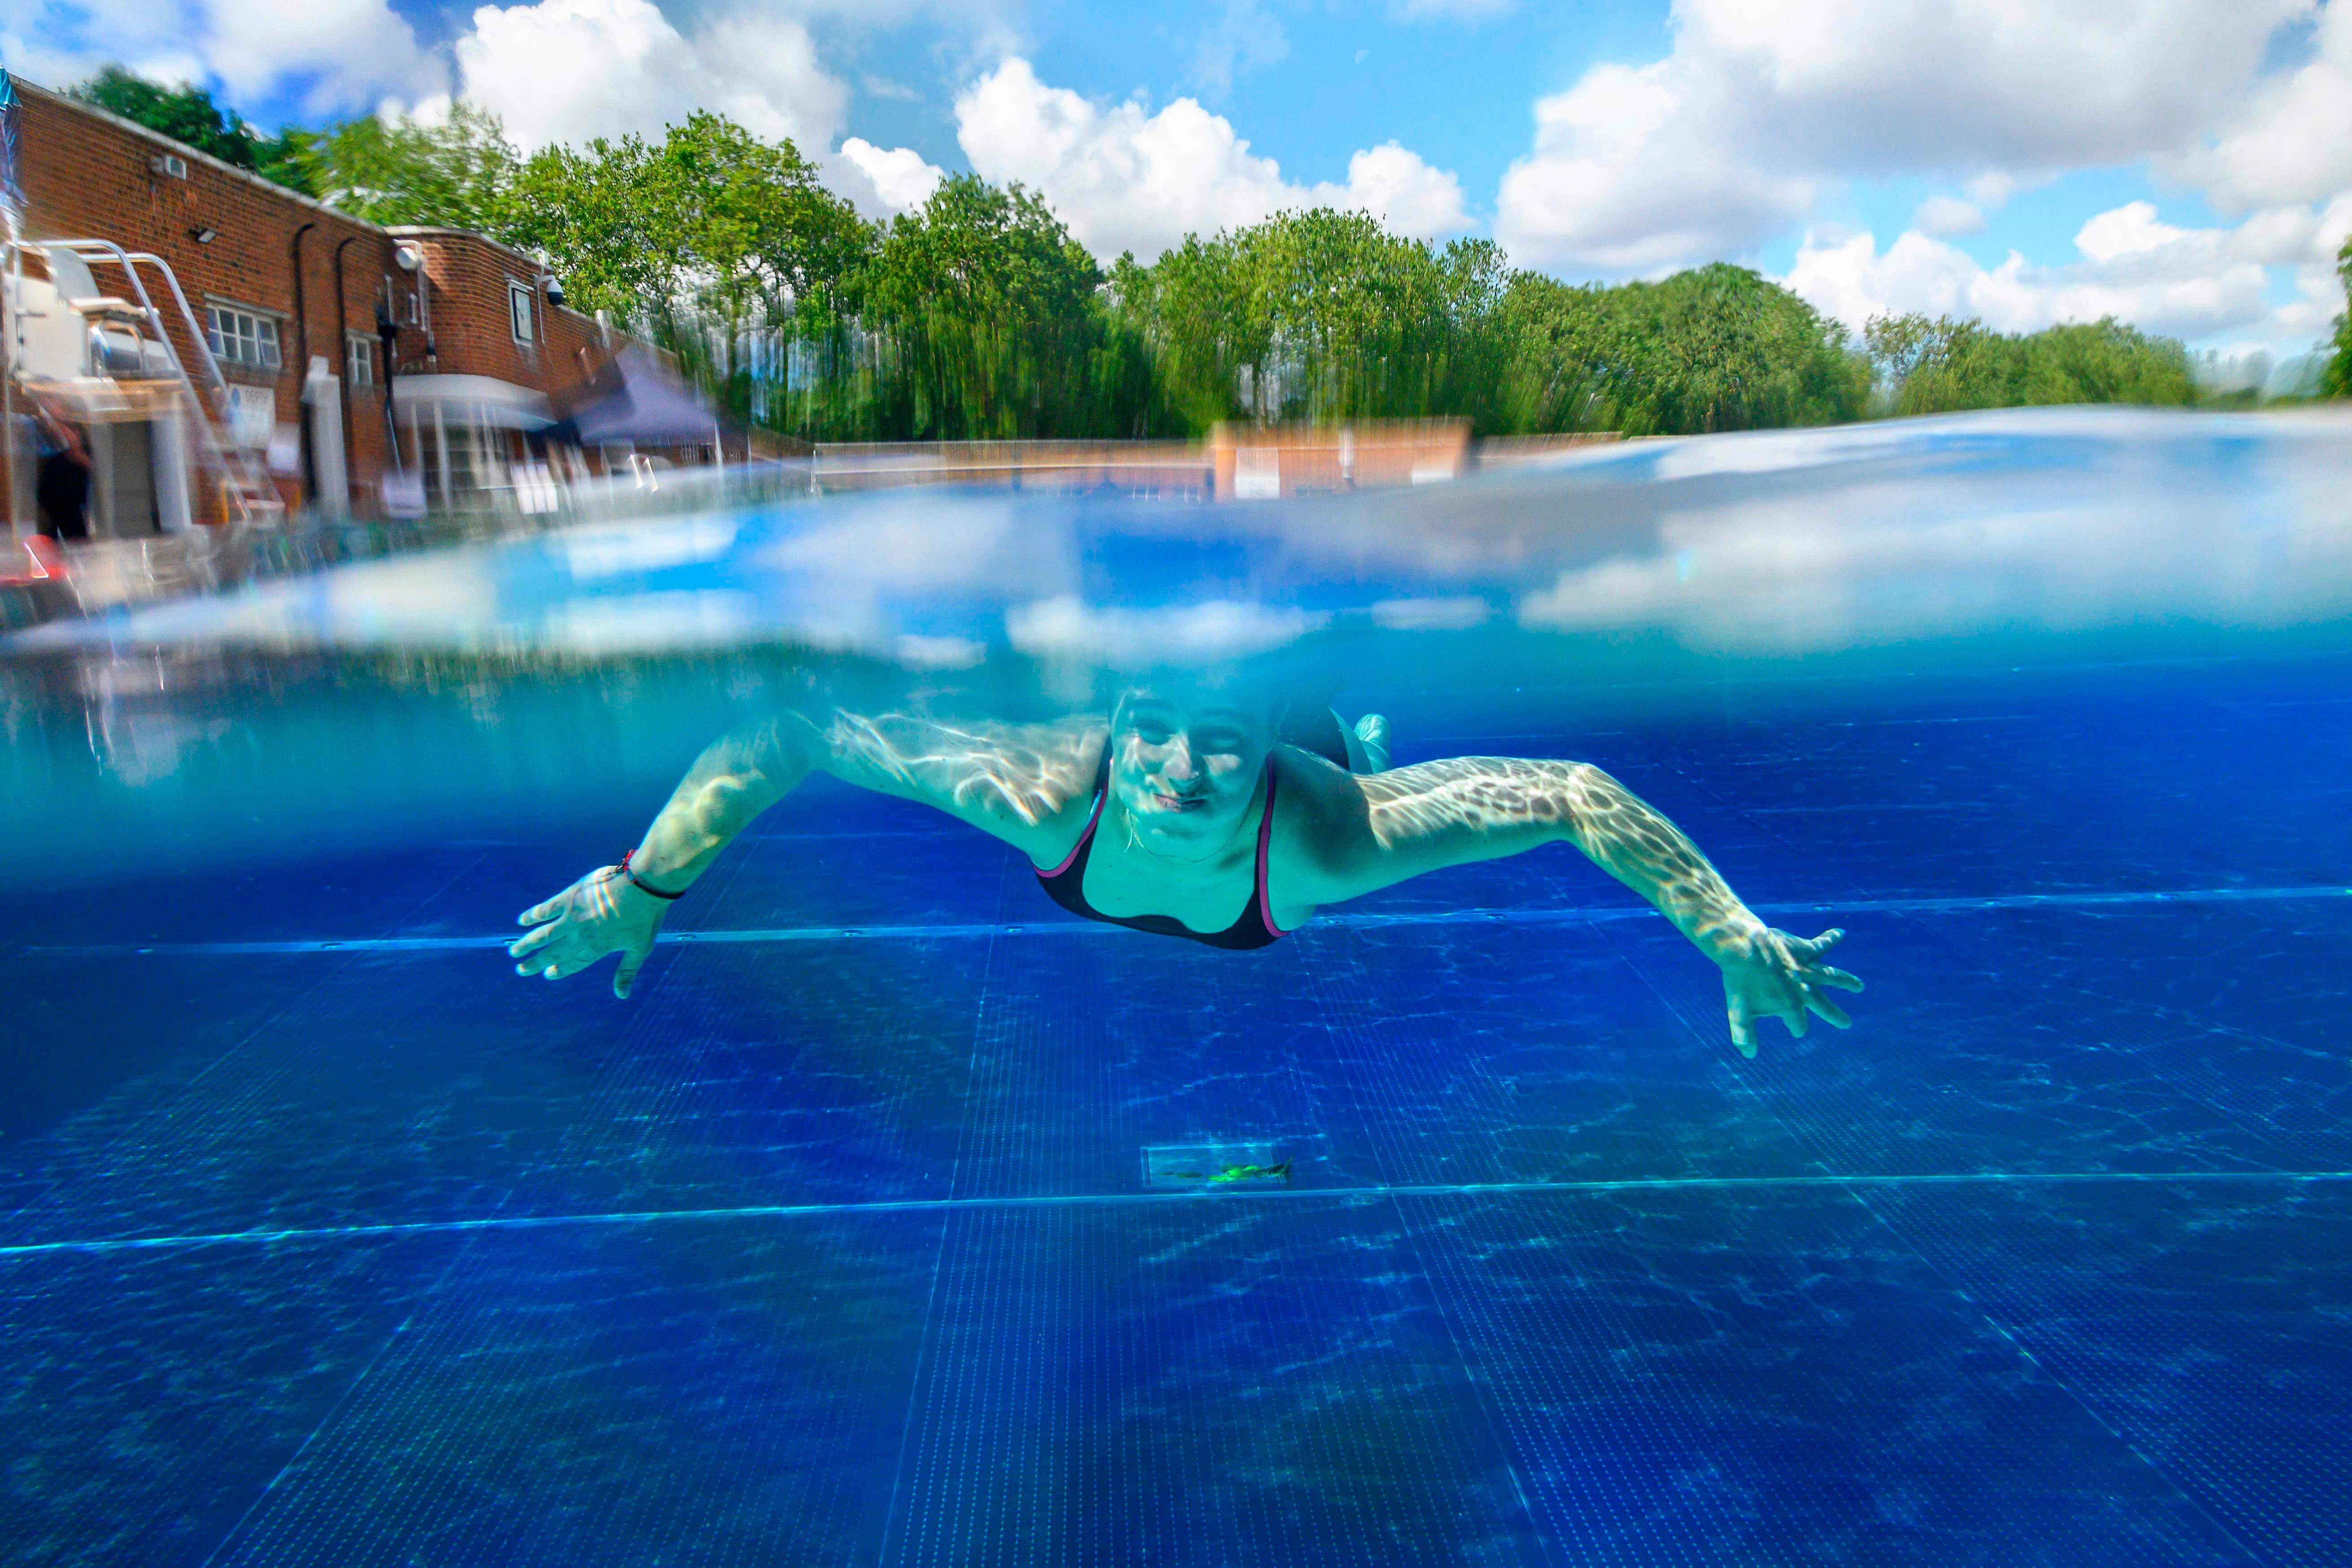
top-left (1716, 926), bottom-right (1862, 1058)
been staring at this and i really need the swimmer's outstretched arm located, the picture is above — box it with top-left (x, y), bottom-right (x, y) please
top-left (510, 712), bottom-right (1104, 994)
top-left (1289, 756), bottom-right (1861, 1055)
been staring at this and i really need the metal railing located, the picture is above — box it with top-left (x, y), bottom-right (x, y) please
top-left (12, 238), bottom-right (276, 523)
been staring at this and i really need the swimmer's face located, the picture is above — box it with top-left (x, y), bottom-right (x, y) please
top-left (1108, 693), bottom-right (1269, 852)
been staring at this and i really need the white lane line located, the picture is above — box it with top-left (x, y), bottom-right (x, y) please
top-left (20, 885), bottom-right (2352, 959)
top-left (4, 1167), bottom-right (2345, 1261)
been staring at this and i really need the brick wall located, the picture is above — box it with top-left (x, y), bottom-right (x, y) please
top-left (386, 228), bottom-right (616, 393)
top-left (4, 80), bottom-right (630, 522)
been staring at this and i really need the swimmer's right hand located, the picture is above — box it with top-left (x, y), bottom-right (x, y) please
top-left (508, 865), bottom-right (668, 998)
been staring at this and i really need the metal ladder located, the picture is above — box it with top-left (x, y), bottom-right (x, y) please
top-left (8, 237), bottom-right (280, 525)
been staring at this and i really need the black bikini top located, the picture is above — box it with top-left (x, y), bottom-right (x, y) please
top-left (1034, 756), bottom-right (1288, 950)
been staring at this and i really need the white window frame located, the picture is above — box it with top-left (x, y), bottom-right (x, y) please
top-left (508, 280), bottom-right (536, 346)
top-left (345, 331), bottom-right (376, 389)
top-left (205, 301), bottom-right (283, 371)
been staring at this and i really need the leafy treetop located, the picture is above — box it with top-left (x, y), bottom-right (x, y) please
top-left (72, 65), bottom-right (312, 194)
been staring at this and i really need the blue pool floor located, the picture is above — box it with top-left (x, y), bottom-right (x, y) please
top-left (4, 658), bottom-right (2352, 1565)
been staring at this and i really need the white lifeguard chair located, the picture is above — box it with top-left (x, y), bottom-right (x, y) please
top-left (4, 239), bottom-right (279, 543)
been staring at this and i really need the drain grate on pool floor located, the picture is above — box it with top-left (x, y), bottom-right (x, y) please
top-left (1142, 1143), bottom-right (1291, 1191)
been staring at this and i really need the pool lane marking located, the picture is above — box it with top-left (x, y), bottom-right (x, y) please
top-left (21, 883), bottom-right (2352, 958)
top-left (3, 1168), bottom-right (2345, 1261)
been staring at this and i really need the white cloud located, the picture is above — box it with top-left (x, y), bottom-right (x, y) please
top-left (0, 23), bottom-right (127, 97)
top-left (1784, 194), bottom-right (2352, 352)
top-left (1007, 595), bottom-right (1327, 668)
top-left (2167, 0), bottom-right (2352, 211)
top-left (1682, 0), bottom-right (2306, 173)
top-left (1913, 195), bottom-right (1986, 238)
top-left (1496, 0), bottom-right (2316, 274)
top-left (1331, 144), bottom-right (1472, 241)
top-left (1369, 596), bottom-right (1490, 631)
top-left (955, 58), bottom-right (1468, 259)
top-left (1192, 0), bottom-right (1289, 94)
top-left (453, 0), bottom-right (849, 152)
top-left (1496, 55), bottom-right (1816, 274)
top-left (1392, 0), bottom-right (1515, 18)
top-left (204, 0), bottom-right (440, 110)
top-left (0, 0), bottom-right (439, 113)
top-left (2072, 201), bottom-right (2188, 265)
top-left (1962, 172), bottom-right (2032, 210)
top-left (1516, 430), bottom-right (2352, 655)
top-left (833, 137), bottom-right (946, 216)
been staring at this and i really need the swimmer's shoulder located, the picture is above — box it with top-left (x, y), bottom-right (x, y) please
top-left (1268, 744), bottom-right (1378, 884)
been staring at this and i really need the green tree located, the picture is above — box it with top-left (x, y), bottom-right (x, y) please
top-left (2017, 319), bottom-right (2193, 405)
top-left (1112, 210), bottom-right (1512, 434)
top-left (1866, 312), bottom-right (2193, 412)
top-left (72, 65), bottom-right (313, 193)
top-left (64, 70), bottom-right (2232, 441)
top-left (1597, 264), bottom-right (1867, 434)
top-left (1493, 274), bottom-right (1611, 431)
top-left (1498, 264), bottom-right (1865, 436)
top-left (302, 103), bottom-right (516, 230)
top-left (857, 175), bottom-right (1125, 439)
top-left (499, 134), bottom-right (668, 325)
top-left (500, 112), bottom-right (875, 421)
top-left (2324, 235), bottom-right (2352, 399)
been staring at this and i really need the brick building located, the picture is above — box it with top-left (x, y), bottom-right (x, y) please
top-left (0, 74), bottom-right (690, 539)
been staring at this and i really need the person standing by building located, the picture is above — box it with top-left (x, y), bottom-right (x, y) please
top-left (31, 397), bottom-right (90, 542)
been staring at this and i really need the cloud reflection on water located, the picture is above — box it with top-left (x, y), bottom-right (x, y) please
top-left (1517, 413), bottom-right (2352, 654)
top-left (7, 407), bottom-right (2349, 673)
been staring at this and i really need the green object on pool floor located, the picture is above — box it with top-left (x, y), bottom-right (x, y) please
top-left (1160, 1161), bottom-right (1290, 1183)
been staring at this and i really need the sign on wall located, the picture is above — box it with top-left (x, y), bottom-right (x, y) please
top-left (227, 386), bottom-right (275, 450)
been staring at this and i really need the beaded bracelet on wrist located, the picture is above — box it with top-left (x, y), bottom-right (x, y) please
top-left (617, 851), bottom-right (685, 900)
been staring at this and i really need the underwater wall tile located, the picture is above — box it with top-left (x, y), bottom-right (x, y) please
top-left (0, 952), bottom-right (640, 1248)
top-left (498, 937), bottom-right (991, 1217)
top-left (5, 925), bottom-right (994, 1253)
top-left (1400, 1185), bottom-right (2256, 1567)
top-left (0, 844), bottom-right (493, 951)
top-left (2, 648), bottom-right (2344, 1567)
top-left (678, 831), bottom-right (1016, 934)
top-left (1871, 1178), bottom-right (2352, 1568)
top-left (1296, 921), bottom-right (1819, 1191)
top-left (1887, 902), bottom-right (2352, 1175)
top-left (1587, 669), bottom-right (2352, 908)
top-left (0, 953), bottom-right (324, 1180)
top-left (203, 1212), bottom-right (941, 1568)
top-left (0, 1232), bottom-right (460, 1568)
top-left (1591, 914), bottom-right (2292, 1181)
top-left (945, 930), bottom-right (1339, 1200)
top-left (883, 1196), bottom-right (1546, 1568)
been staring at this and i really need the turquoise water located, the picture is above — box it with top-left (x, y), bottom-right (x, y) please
top-left (4, 408), bottom-right (2351, 1564)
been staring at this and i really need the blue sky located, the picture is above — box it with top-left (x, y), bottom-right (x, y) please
top-left (8, 0), bottom-right (2348, 364)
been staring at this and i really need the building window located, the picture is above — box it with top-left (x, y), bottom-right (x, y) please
top-left (206, 303), bottom-right (281, 370)
top-left (346, 332), bottom-right (376, 389)
top-left (509, 280), bottom-right (535, 345)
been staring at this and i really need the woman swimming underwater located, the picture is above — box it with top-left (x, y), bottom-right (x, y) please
top-left (510, 690), bottom-right (1861, 1055)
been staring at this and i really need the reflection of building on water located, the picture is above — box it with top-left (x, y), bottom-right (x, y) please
top-left (806, 424), bottom-right (1622, 499)
top-left (0, 76), bottom-right (737, 554)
